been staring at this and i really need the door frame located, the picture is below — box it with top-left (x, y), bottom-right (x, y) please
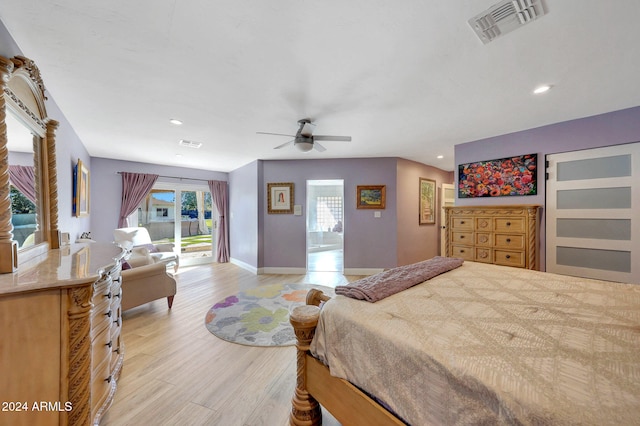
top-left (306, 179), bottom-right (345, 273)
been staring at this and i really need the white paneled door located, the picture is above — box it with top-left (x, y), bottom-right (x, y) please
top-left (440, 183), bottom-right (455, 256)
top-left (546, 143), bottom-right (640, 283)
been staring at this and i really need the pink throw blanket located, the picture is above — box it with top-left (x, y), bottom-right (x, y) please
top-left (335, 256), bottom-right (464, 302)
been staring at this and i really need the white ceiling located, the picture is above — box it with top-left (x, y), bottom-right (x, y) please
top-left (2, 1), bottom-right (640, 172)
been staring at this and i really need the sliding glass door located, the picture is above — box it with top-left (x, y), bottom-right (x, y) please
top-left (131, 182), bottom-right (216, 267)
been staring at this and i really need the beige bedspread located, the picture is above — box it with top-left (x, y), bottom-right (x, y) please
top-left (311, 261), bottom-right (640, 425)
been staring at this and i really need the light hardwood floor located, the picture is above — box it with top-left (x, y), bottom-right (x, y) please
top-left (102, 262), bottom-right (364, 426)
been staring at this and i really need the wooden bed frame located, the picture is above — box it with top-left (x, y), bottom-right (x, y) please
top-left (289, 289), bottom-right (405, 426)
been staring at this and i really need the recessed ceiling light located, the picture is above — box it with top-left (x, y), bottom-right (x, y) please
top-left (437, 155), bottom-right (444, 159)
top-left (533, 85), bottom-right (552, 94)
top-left (169, 118), bottom-right (183, 125)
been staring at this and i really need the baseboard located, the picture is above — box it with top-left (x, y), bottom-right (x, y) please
top-left (344, 268), bottom-right (384, 275)
top-left (230, 259), bottom-right (382, 277)
top-left (230, 257), bottom-right (258, 275)
top-left (260, 267), bottom-right (308, 275)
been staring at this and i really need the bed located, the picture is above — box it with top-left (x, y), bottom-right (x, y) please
top-left (289, 260), bottom-right (640, 426)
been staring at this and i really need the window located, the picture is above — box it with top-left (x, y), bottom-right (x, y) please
top-left (317, 196), bottom-right (343, 232)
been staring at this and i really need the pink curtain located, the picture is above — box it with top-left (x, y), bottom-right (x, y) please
top-left (8, 165), bottom-right (36, 203)
top-left (208, 180), bottom-right (229, 263)
top-left (118, 172), bottom-right (159, 227)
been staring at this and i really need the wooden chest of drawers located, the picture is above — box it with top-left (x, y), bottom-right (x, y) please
top-left (444, 205), bottom-right (540, 270)
top-left (0, 243), bottom-right (125, 426)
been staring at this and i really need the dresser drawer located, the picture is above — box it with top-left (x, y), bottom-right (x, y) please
top-left (91, 357), bottom-right (113, 415)
top-left (475, 233), bottom-right (491, 246)
top-left (92, 277), bottom-right (111, 301)
top-left (494, 234), bottom-right (524, 249)
top-left (452, 231), bottom-right (473, 245)
top-left (91, 328), bottom-right (113, 376)
top-left (494, 218), bottom-right (524, 232)
top-left (451, 245), bottom-right (474, 261)
top-left (474, 248), bottom-right (493, 263)
top-left (494, 250), bottom-right (525, 268)
top-left (451, 217), bottom-right (473, 230)
top-left (110, 332), bottom-right (123, 372)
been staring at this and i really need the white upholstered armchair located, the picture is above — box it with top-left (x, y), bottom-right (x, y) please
top-left (114, 227), bottom-right (179, 272)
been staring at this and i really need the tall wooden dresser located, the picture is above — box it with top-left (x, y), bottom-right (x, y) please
top-left (444, 205), bottom-right (540, 270)
top-left (0, 243), bottom-right (125, 426)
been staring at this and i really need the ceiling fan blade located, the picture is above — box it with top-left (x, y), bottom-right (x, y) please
top-left (313, 135), bottom-right (352, 142)
top-left (313, 142), bottom-right (327, 152)
top-left (274, 140), bottom-right (294, 149)
top-left (257, 131), bottom-right (295, 137)
top-left (300, 122), bottom-right (314, 137)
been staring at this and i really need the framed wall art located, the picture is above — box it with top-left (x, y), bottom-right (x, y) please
top-left (458, 153), bottom-right (537, 198)
top-left (419, 177), bottom-right (436, 225)
top-left (73, 159), bottom-right (90, 217)
top-left (267, 182), bottom-right (294, 214)
top-left (356, 185), bottom-right (386, 209)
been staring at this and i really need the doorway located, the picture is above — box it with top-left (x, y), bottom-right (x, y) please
top-left (440, 183), bottom-right (455, 256)
top-left (306, 180), bottom-right (344, 272)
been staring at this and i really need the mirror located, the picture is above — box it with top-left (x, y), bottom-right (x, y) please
top-left (7, 111), bottom-right (38, 249)
top-left (1, 55), bottom-right (60, 273)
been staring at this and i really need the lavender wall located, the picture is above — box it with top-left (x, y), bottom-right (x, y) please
top-left (228, 160), bottom-right (262, 269)
top-left (397, 159), bottom-right (454, 265)
top-left (454, 106), bottom-right (640, 270)
top-left (261, 158), bottom-right (399, 270)
top-left (90, 157), bottom-right (227, 243)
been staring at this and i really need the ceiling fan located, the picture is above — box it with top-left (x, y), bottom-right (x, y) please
top-left (257, 118), bottom-right (352, 152)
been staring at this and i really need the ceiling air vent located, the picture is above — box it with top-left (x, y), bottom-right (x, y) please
top-left (469, 0), bottom-right (546, 44)
top-left (178, 139), bottom-right (202, 149)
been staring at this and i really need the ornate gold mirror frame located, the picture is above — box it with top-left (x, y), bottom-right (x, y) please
top-left (0, 55), bottom-right (60, 273)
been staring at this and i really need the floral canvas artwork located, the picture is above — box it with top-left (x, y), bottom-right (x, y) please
top-left (458, 154), bottom-right (537, 198)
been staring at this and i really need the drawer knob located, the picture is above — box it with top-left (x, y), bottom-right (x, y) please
top-left (460, 249), bottom-right (465, 253)
top-left (105, 310), bottom-right (112, 318)
top-left (506, 222), bottom-right (511, 226)
top-left (460, 221), bottom-right (465, 224)
top-left (506, 238), bottom-right (511, 243)
top-left (104, 292), bottom-right (112, 299)
top-left (114, 319), bottom-right (120, 326)
top-left (506, 255), bottom-right (511, 259)
top-left (114, 347), bottom-right (120, 354)
top-left (105, 375), bottom-right (112, 383)
top-left (106, 340), bottom-right (113, 348)
top-left (114, 292), bottom-right (121, 299)
top-left (460, 235), bottom-right (465, 239)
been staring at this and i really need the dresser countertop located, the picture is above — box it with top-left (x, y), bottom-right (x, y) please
top-left (0, 242), bottom-right (124, 296)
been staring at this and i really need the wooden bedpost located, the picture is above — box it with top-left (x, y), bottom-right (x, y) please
top-left (289, 305), bottom-right (322, 426)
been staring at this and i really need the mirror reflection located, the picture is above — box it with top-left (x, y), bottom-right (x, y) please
top-left (7, 110), bottom-right (39, 249)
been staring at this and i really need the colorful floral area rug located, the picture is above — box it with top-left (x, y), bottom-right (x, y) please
top-left (204, 283), bottom-right (335, 347)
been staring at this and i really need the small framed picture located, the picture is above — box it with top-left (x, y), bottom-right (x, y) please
top-left (73, 159), bottom-right (90, 217)
top-left (356, 185), bottom-right (386, 209)
top-left (419, 177), bottom-right (436, 225)
top-left (267, 182), bottom-right (294, 214)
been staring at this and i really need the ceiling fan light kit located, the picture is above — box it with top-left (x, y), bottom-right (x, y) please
top-left (295, 140), bottom-right (314, 152)
top-left (257, 118), bottom-right (351, 153)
